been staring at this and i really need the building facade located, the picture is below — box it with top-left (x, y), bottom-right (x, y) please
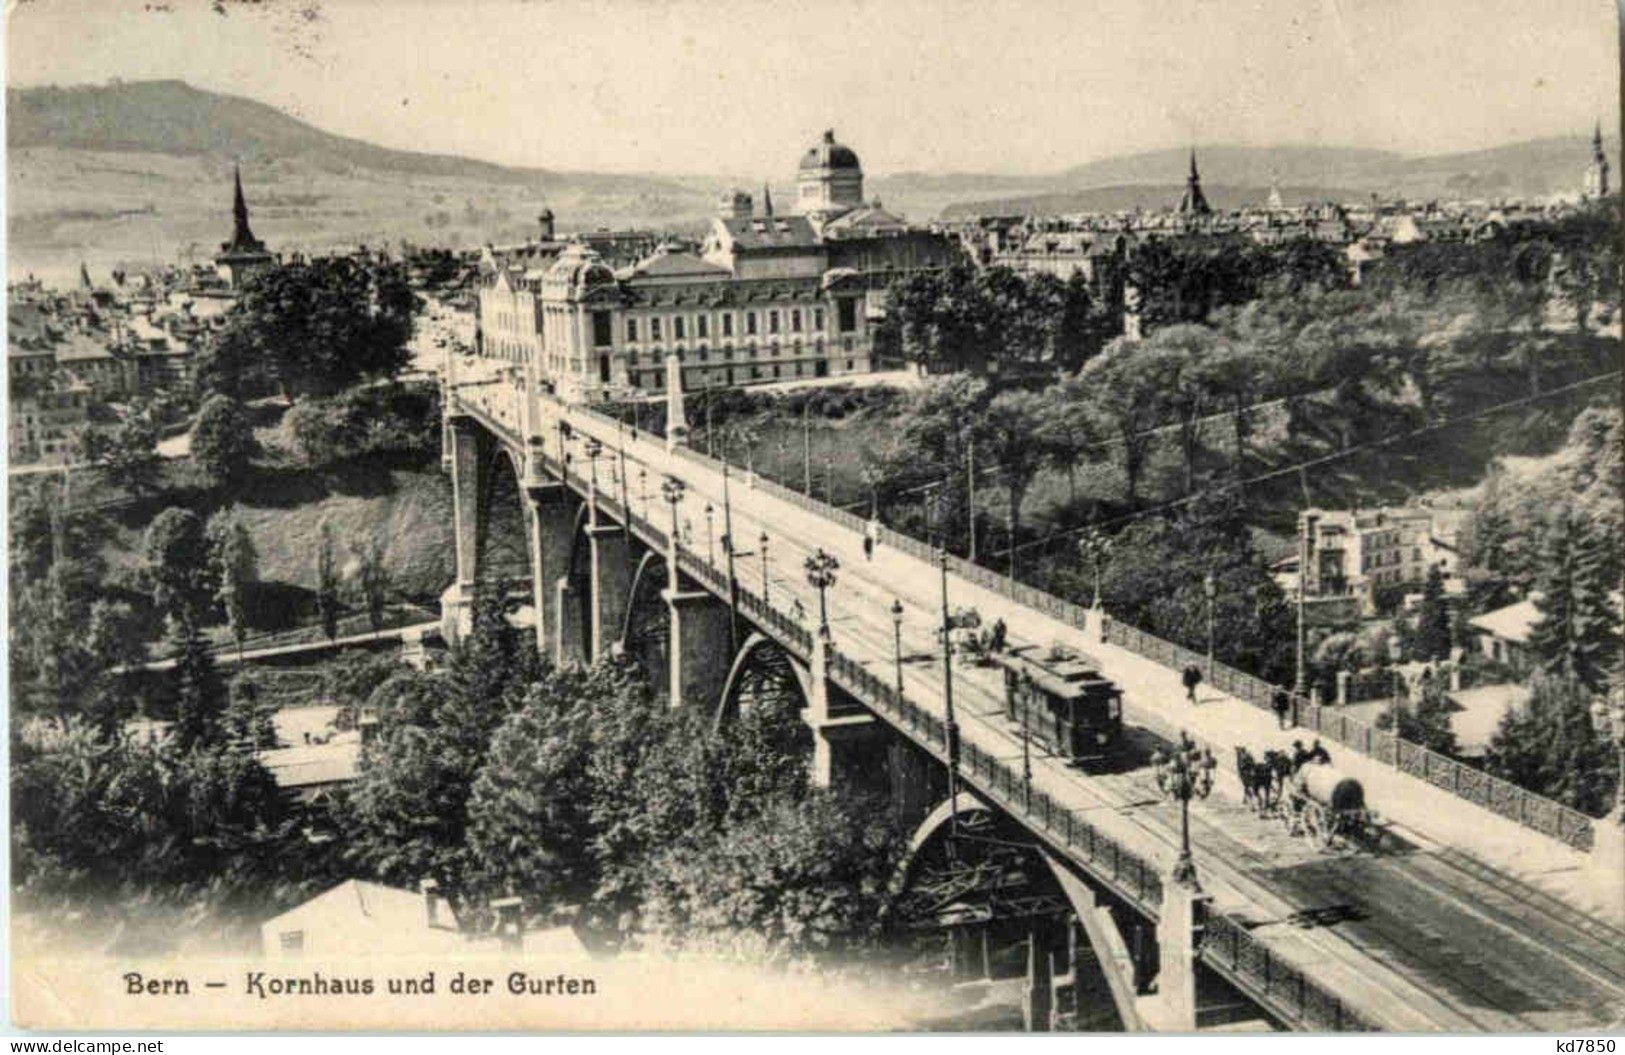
top-left (484, 130), bottom-right (959, 403)
top-left (1299, 506), bottom-right (1460, 615)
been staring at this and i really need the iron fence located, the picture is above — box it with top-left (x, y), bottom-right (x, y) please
top-left (1200, 912), bottom-right (1376, 1031)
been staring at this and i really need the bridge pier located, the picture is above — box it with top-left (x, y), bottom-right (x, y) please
top-left (448, 418), bottom-right (485, 633)
top-left (804, 636), bottom-right (882, 790)
top-left (553, 576), bottom-right (588, 666)
top-left (664, 589), bottom-right (732, 708)
top-left (587, 524), bottom-right (632, 660)
top-left (1140, 881), bottom-right (1205, 1032)
top-left (525, 481), bottom-right (576, 661)
top-left (1022, 926), bottom-right (1054, 1032)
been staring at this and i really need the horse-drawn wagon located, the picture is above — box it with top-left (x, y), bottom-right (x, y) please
top-left (1281, 760), bottom-right (1372, 848)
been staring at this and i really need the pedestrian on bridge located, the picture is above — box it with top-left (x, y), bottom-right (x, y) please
top-left (863, 517), bottom-right (879, 560)
top-left (1182, 663), bottom-right (1202, 703)
top-left (1273, 688), bottom-right (1293, 729)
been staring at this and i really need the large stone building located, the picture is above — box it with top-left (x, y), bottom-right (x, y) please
top-left (482, 130), bottom-right (960, 402)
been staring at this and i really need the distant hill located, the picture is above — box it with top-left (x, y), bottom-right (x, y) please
top-left (6, 79), bottom-right (1616, 284)
top-left (939, 139), bottom-right (1618, 218)
top-left (940, 183), bottom-right (1366, 218)
top-left (6, 80), bottom-right (720, 285)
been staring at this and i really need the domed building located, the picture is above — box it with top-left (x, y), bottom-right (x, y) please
top-left (475, 129), bottom-right (961, 404)
top-left (797, 129), bottom-right (865, 222)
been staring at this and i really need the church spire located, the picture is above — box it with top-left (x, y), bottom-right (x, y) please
top-left (227, 163), bottom-right (263, 253)
top-left (1177, 147), bottom-right (1211, 216)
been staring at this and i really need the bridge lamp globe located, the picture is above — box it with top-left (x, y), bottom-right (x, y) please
top-left (804, 549), bottom-right (840, 640)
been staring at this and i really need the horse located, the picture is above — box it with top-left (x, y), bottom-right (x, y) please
top-left (1263, 749), bottom-right (1295, 805)
top-left (1235, 746), bottom-right (1274, 814)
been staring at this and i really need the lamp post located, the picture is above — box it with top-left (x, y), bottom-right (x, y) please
top-left (805, 549), bottom-right (839, 641)
top-left (939, 547), bottom-right (962, 837)
top-left (1077, 528), bottom-right (1110, 609)
top-left (704, 503), bottom-right (715, 566)
top-left (1203, 571), bottom-right (1217, 681)
top-left (557, 419), bottom-right (572, 471)
top-left (638, 468), bottom-right (648, 519)
top-left (584, 438), bottom-right (603, 518)
top-left (891, 598), bottom-right (905, 698)
top-left (1294, 511), bottom-right (1309, 699)
top-left (661, 476), bottom-right (685, 556)
top-left (759, 532), bottom-right (770, 603)
top-left (1152, 732), bottom-right (1216, 889)
top-left (1020, 671), bottom-right (1033, 810)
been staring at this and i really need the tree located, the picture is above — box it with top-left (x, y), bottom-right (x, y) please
top-left (142, 507), bottom-right (216, 626)
top-left (1526, 505), bottom-right (1619, 692)
top-left (1036, 376), bottom-right (1102, 506)
top-left (640, 792), bottom-right (902, 963)
top-left (351, 535), bottom-right (391, 637)
top-left (169, 612), bottom-right (226, 752)
top-left (1414, 565), bottom-right (1453, 662)
top-left (1080, 338), bottom-right (1169, 505)
top-left (1485, 672), bottom-right (1617, 816)
top-left (191, 394), bottom-right (258, 487)
top-left (1377, 675), bottom-right (1459, 756)
top-left (80, 411), bottom-right (163, 497)
top-left (1143, 324), bottom-right (1224, 493)
top-left (204, 256), bottom-right (419, 400)
top-left (465, 663), bottom-right (642, 915)
top-left (207, 508), bottom-right (258, 659)
top-left (222, 672), bottom-right (279, 750)
top-left (980, 389), bottom-right (1050, 571)
top-left (316, 522), bottom-right (341, 642)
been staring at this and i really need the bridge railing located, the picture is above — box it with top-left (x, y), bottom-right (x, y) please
top-left (1200, 912), bottom-right (1375, 1031)
top-left (821, 639), bottom-right (1167, 919)
top-left (1101, 620), bottom-right (1597, 852)
top-left (532, 393), bottom-right (1597, 853)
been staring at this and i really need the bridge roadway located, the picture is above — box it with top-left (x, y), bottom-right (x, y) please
top-left (451, 368), bottom-right (1625, 1031)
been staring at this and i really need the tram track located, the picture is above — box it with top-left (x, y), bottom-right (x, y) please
top-left (510, 387), bottom-right (1623, 1032)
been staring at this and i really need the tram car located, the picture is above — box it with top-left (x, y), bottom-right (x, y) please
top-left (1281, 761), bottom-right (1371, 849)
top-left (992, 644), bottom-right (1124, 764)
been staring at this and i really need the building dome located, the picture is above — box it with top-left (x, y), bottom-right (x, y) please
top-left (544, 242), bottom-right (616, 295)
top-left (799, 129), bottom-right (861, 173)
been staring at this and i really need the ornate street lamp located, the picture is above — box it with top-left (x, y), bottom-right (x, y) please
top-left (804, 548), bottom-right (839, 641)
top-left (1077, 528), bottom-right (1111, 609)
top-left (661, 476), bottom-right (685, 553)
top-left (891, 598), bottom-right (906, 698)
top-left (584, 438), bottom-right (603, 494)
top-left (704, 503), bottom-right (715, 566)
top-left (759, 531), bottom-right (770, 603)
top-left (1152, 732), bottom-right (1216, 888)
top-left (1204, 571), bottom-right (1217, 680)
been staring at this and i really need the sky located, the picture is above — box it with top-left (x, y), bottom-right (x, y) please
top-left (6, 0), bottom-right (1621, 176)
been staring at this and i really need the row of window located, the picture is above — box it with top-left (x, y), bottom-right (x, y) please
top-left (624, 338), bottom-right (857, 366)
top-left (624, 306), bottom-right (830, 344)
top-left (628, 358), bottom-right (860, 389)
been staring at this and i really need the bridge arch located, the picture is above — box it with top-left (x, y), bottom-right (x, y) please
top-left (621, 549), bottom-right (670, 692)
top-left (892, 793), bottom-right (1144, 1032)
top-left (713, 632), bottom-right (814, 731)
top-left (475, 438), bottom-right (533, 597)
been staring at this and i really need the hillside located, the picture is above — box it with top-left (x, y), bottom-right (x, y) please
top-left (942, 138), bottom-right (1618, 218)
top-left (6, 81), bottom-right (716, 284)
top-left (940, 182), bottom-right (1366, 218)
top-left (7, 80), bottom-right (1616, 283)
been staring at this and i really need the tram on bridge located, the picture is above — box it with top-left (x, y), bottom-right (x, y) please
top-left (992, 644), bottom-right (1124, 764)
